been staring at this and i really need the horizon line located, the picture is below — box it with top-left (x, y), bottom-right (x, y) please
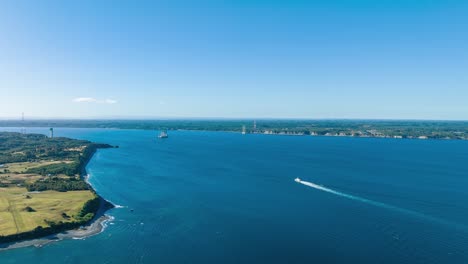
top-left (0, 117), bottom-right (468, 122)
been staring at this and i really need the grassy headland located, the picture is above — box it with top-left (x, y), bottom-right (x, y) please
top-left (0, 132), bottom-right (114, 243)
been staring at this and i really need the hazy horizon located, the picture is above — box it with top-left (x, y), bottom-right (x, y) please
top-left (1, 115), bottom-right (468, 122)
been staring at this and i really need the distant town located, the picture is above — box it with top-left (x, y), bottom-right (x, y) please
top-left (1, 119), bottom-right (467, 140)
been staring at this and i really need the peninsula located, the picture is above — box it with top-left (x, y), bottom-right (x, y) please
top-left (0, 132), bottom-right (114, 244)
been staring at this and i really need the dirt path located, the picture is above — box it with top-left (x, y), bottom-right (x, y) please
top-left (7, 200), bottom-right (19, 233)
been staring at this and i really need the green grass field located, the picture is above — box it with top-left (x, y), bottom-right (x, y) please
top-left (0, 187), bottom-right (95, 236)
top-left (4, 161), bottom-right (73, 174)
top-left (0, 161), bottom-right (75, 186)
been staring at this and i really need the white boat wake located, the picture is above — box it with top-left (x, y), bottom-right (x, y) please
top-left (297, 179), bottom-right (392, 209)
top-left (295, 178), bottom-right (467, 231)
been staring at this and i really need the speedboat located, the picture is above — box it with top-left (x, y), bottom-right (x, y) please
top-left (294, 177), bottom-right (301, 183)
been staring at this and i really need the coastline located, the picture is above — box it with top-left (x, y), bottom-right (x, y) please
top-left (0, 209), bottom-right (113, 251)
top-left (0, 145), bottom-right (115, 251)
top-left (0, 126), bottom-right (466, 141)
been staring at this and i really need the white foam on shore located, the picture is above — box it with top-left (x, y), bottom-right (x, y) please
top-left (84, 173), bottom-right (91, 184)
top-left (101, 215), bottom-right (115, 230)
top-left (71, 215), bottom-right (115, 240)
top-left (296, 179), bottom-right (468, 231)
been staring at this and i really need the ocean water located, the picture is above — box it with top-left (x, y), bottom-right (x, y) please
top-left (1, 127), bottom-right (468, 263)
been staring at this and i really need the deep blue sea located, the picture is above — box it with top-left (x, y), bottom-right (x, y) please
top-left (1, 127), bottom-right (468, 263)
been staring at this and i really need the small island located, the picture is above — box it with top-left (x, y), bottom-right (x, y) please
top-left (0, 132), bottom-right (114, 245)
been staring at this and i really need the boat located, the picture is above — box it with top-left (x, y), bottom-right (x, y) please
top-left (294, 177), bottom-right (301, 183)
top-left (158, 130), bottom-right (168, 139)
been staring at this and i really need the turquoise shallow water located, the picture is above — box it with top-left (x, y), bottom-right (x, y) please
top-left (1, 127), bottom-right (468, 263)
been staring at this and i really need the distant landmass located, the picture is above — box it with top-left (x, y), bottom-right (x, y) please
top-left (0, 119), bottom-right (467, 140)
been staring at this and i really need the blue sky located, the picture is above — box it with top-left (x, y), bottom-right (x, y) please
top-left (0, 0), bottom-right (467, 119)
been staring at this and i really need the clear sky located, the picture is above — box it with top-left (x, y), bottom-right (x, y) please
top-left (0, 0), bottom-right (467, 120)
